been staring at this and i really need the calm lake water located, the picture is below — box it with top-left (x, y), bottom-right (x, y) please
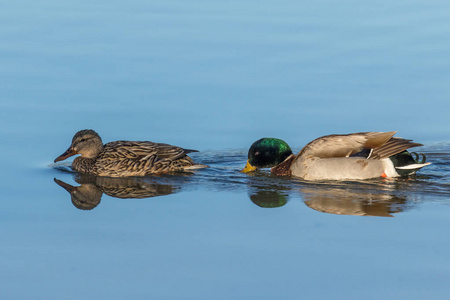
top-left (1, 0), bottom-right (450, 299)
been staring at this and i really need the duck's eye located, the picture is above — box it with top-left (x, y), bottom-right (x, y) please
top-left (254, 151), bottom-right (260, 156)
top-left (79, 138), bottom-right (87, 142)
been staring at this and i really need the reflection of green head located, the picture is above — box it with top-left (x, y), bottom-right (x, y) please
top-left (248, 138), bottom-right (293, 168)
top-left (249, 190), bottom-right (288, 208)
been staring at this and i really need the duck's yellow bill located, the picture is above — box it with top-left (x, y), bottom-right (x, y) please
top-left (241, 160), bottom-right (257, 173)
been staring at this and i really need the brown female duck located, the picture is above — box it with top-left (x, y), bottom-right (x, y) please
top-left (54, 129), bottom-right (207, 177)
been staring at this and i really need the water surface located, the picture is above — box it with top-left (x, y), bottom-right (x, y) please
top-left (1, 0), bottom-right (450, 299)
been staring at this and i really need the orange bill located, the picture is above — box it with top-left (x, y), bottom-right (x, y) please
top-left (54, 147), bottom-right (77, 163)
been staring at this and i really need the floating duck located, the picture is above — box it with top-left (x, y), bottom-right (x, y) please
top-left (241, 131), bottom-right (430, 180)
top-left (54, 129), bottom-right (207, 177)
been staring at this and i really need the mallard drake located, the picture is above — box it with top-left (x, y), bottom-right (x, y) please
top-left (54, 129), bottom-right (207, 177)
top-left (241, 131), bottom-right (431, 180)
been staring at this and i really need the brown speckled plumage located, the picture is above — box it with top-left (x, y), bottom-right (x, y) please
top-left (54, 129), bottom-right (207, 177)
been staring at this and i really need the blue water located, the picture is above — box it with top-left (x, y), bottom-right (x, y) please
top-left (1, 0), bottom-right (450, 299)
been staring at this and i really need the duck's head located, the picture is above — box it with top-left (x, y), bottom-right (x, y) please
top-left (54, 129), bottom-right (103, 163)
top-left (241, 138), bottom-right (293, 173)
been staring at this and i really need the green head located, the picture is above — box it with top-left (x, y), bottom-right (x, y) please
top-left (242, 138), bottom-right (293, 172)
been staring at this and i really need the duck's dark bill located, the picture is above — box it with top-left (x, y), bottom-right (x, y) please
top-left (241, 160), bottom-right (257, 173)
top-left (54, 148), bottom-right (77, 163)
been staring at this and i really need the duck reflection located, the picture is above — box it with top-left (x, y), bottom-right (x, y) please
top-left (248, 187), bottom-right (289, 208)
top-left (245, 174), bottom-right (412, 216)
top-left (300, 187), bottom-right (409, 217)
top-left (246, 175), bottom-right (292, 208)
top-left (54, 175), bottom-right (178, 210)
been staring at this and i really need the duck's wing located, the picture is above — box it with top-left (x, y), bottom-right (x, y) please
top-left (101, 141), bottom-right (196, 161)
top-left (369, 137), bottom-right (423, 159)
top-left (92, 141), bottom-right (198, 175)
top-left (297, 131), bottom-right (422, 160)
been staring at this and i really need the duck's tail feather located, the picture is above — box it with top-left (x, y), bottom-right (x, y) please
top-left (184, 149), bottom-right (199, 154)
top-left (183, 164), bottom-right (209, 170)
top-left (390, 151), bottom-right (431, 176)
